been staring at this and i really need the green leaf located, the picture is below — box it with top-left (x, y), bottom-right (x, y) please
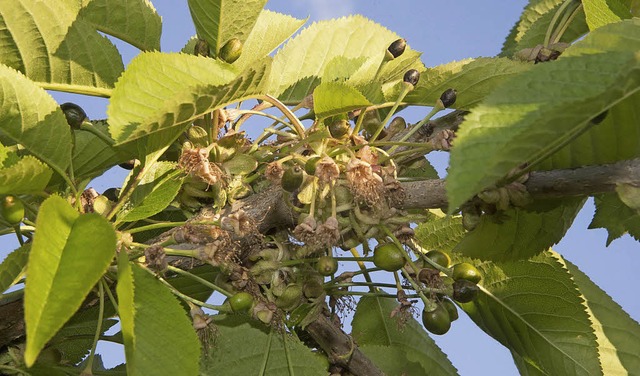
top-left (0, 64), bottom-right (73, 176)
top-left (313, 82), bottom-right (371, 119)
top-left (398, 157), bottom-right (439, 180)
top-left (71, 121), bottom-right (128, 181)
top-left (187, 0), bottom-right (267, 57)
top-left (538, 91), bottom-right (640, 170)
top-left (0, 148), bottom-right (53, 194)
top-left (24, 196), bottom-right (116, 366)
top-left (200, 315), bottom-right (328, 375)
top-left (459, 251), bottom-right (601, 375)
top-left (405, 58), bottom-right (531, 111)
top-left (167, 264), bottom-right (219, 303)
top-left (501, 0), bottom-right (589, 57)
top-left (322, 56), bottom-right (368, 82)
top-left (454, 198), bottom-right (585, 261)
top-left (234, 10), bottom-right (306, 71)
top-left (0, 244), bottom-right (29, 294)
top-left (351, 296), bottom-right (458, 375)
top-left (447, 21), bottom-right (640, 210)
top-left (414, 215), bottom-right (466, 254)
top-left (268, 16), bottom-right (410, 103)
top-left (565, 259), bottom-right (640, 374)
top-left (583, 0), bottom-right (632, 30)
top-left (79, 0), bottom-right (162, 51)
top-left (118, 162), bottom-right (185, 223)
top-left (117, 256), bottom-right (200, 376)
top-left (0, 1), bottom-right (123, 96)
top-left (589, 193), bottom-right (640, 244)
top-left (222, 153), bottom-right (258, 175)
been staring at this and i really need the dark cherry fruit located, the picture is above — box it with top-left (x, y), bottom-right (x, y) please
top-left (439, 88), bottom-right (457, 108)
top-left (452, 262), bottom-right (482, 284)
top-left (387, 38), bottom-right (407, 58)
top-left (422, 303), bottom-right (451, 335)
top-left (229, 292), bottom-right (254, 312)
top-left (403, 69), bottom-right (420, 86)
top-left (60, 102), bottom-right (88, 129)
top-left (452, 279), bottom-right (479, 303)
top-left (316, 255), bottom-right (338, 276)
top-left (373, 243), bottom-right (406, 272)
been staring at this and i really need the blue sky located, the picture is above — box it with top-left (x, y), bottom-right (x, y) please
top-left (1, 1), bottom-right (638, 375)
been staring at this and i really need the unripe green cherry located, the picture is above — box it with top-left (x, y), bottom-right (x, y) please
top-left (1, 196), bottom-right (24, 225)
top-left (373, 243), bottom-right (406, 272)
top-left (219, 38), bottom-right (243, 63)
top-left (422, 303), bottom-right (451, 335)
top-left (229, 291), bottom-right (254, 312)
top-left (425, 250), bottom-right (450, 269)
top-left (441, 298), bottom-right (459, 321)
top-left (281, 165), bottom-right (304, 192)
top-left (452, 262), bottom-right (482, 284)
top-left (316, 255), bottom-right (338, 276)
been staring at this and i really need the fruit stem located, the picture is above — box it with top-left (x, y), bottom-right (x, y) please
top-left (101, 278), bottom-right (118, 312)
top-left (370, 82), bottom-right (414, 141)
top-left (256, 95), bottom-right (306, 138)
top-left (544, 0), bottom-right (574, 47)
top-left (147, 267), bottom-right (227, 310)
top-left (350, 247), bottom-right (375, 292)
top-left (12, 226), bottom-right (24, 246)
top-left (551, 2), bottom-right (583, 45)
top-left (166, 265), bottom-right (233, 298)
top-left (79, 122), bottom-right (115, 145)
top-left (81, 278), bottom-right (105, 375)
top-left (388, 106), bottom-right (441, 154)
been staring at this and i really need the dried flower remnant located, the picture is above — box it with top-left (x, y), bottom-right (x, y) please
top-left (345, 159), bottom-right (384, 206)
top-left (179, 148), bottom-right (225, 186)
top-left (315, 156), bottom-right (340, 185)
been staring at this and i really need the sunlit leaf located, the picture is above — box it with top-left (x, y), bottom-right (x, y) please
top-left (0, 148), bottom-right (52, 195)
top-left (24, 196), bottom-right (116, 366)
top-left (234, 10), bottom-right (306, 70)
top-left (454, 198), bottom-right (585, 261)
top-left (414, 215), bottom-right (466, 254)
top-left (187, 0), bottom-right (267, 57)
top-left (405, 58), bottom-right (531, 111)
top-left (447, 20), bottom-right (640, 210)
top-left (268, 16), bottom-right (413, 103)
top-left (0, 0), bottom-right (123, 96)
top-left (0, 244), bottom-right (29, 294)
top-left (352, 296), bottom-right (458, 375)
top-left (79, 0), bottom-right (162, 51)
top-left (117, 256), bottom-right (200, 376)
top-left (313, 82), bottom-right (371, 119)
top-left (459, 251), bottom-right (601, 375)
top-left (0, 65), bottom-right (72, 176)
top-left (583, 0), bottom-right (632, 30)
top-left (565, 259), bottom-right (640, 374)
top-left (118, 161), bottom-right (185, 223)
top-left (200, 315), bottom-right (328, 375)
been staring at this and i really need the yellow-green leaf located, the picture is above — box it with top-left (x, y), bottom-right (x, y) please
top-left (24, 196), bottom-right (116, 366)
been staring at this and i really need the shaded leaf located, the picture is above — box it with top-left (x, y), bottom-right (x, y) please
top-left (313, 82), bottom-right (371, 119)
top-left (118, 162), bottom-right (185, 223)
top-left (454, 198), bottom-right (584, 261)
top-left (352, 296), bottom-right (458, 375)
top-left (589, 193), bottom-right (640, 244)
top-left (117, 257), bottom-right (200, 376)
top-left (414, 215), bottom-right (466, 254)
top-left (459, 251), bottom-right (601, 375)
top-left (0, 148), bottom-right (52, 194)
top-left (0, 1), bottom-right (123, 96)
top-left (24, 196), bottom-right (116, 366)
top-left (187, 0), bottom-right (267, 57)
top-left (566, 259), bottom-right (640, 374)
top-left (447, 21), bottom-right (640, 210)
top-left (234, 10), bottom-right (306, 70)
top-left (200, 315), bottom-right (328, 375)
top-left (0, 64), bottom-right (72, 176)
top-left (167, 264), bottom-right (219, 303)
top-left (405, 58), bottom-right (531, 111)
top-left (71, 120), bottom-right (128, 181)
top-left (0, 244), bottom-right (29, 294)
top-left (583, 0), bottom-right (632, 30)
top-left (79, 0), bottom-right (162, 51)
top-left (222, 153), bottom-right (258, 175)
top-left (268, 16), bottom-right (410, 103)
top-left (501, 0), bottom-right (564, 56)
top-left (616, 183), bottom-right (640, 210)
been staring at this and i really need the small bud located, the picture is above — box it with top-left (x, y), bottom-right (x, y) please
top-left (328, 119), bottom-right (350, 139)
top-left (219, 38), bottom-right (243, 64)
top-left (403, 69), bottom-right (420, 86)
top-left (387, 38), bottom-right (407, 59)
top-left (439, 88), bottom-right (457, 108)
top-left (60, 102), bottom-right (88, 129)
